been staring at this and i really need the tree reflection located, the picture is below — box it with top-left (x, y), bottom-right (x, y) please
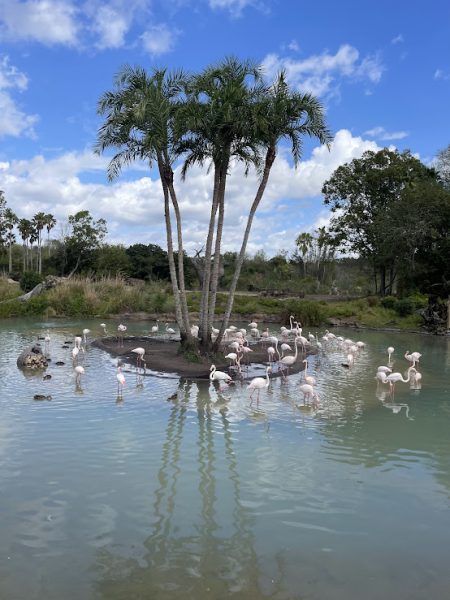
top-left (93, 379), bottom-right (286, 599)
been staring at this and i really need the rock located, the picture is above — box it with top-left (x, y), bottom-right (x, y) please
top-left (43, 374), bottom-right (52, 380)
top-left (17, 345), bottom-right (48, 370)
top-left (33, 394), bottom-right (52, 401)
top-left (419, 296), bottom-right (447, 334)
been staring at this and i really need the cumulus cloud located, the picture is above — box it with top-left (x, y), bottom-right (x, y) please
top-left (391, 33), bottom-right (404, 44)
top-left (364, 126), bottom-right (408, 141)
top-left (261, 44), bottom-right (384, 97)
top-left (140, 24), bottom-right (178, 56)
top-left (0, 0), bottom-right (79, 46)
top-left (0, 129), bottom-right (380, 255)
top-left (0, 56), bottom-right (38, 138)
top-left (434, 68), bottom-right (450, 81)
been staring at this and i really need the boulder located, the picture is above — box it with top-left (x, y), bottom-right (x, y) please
top-left (17, 345), bottom-right (49, 370)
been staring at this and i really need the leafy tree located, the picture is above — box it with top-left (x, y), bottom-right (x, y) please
top-left (63, 210), bottom-right (107, 274)
top-left (95, 244), bottom-right (131, 276)
top-left (44, 214), bottom-right (57, 257)
top-left (322, 148), bottom-right (437, 295)
top-left (295, 232), bottom-right (313, 277)
top-left (126, 243), bottom-right (170, 280)
top-left (32, 211), bottom-right (47, 274)
top-left (18, 218), bottom-right (33, 271)
top-left (435, 144), bottom-right (450, 189)
top-left (3, 208), bottom-right (18, 272)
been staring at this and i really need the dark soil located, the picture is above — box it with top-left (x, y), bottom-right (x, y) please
top-left (92, 335), bottom-right (311, 380)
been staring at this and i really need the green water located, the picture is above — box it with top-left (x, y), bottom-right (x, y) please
top-left (0, 319), bottom-right (449, 600)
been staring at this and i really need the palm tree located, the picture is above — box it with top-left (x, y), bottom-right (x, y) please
top-left (32, 211), bottom-right (47, 273)
top-left (95, 66), bottom-right (192, 342)
top-left (214, 73), bottom-right (332, 349)
top-left (18, 218), bottom-right (32, 271)
top-left (296, 232), bottom-right (314, 277)
top-left (176, 57), bottom-right (263, 350)
top-left (4, 208), bottom-right (18, 272)
top-left (44, 214), bottom-right (56, 257)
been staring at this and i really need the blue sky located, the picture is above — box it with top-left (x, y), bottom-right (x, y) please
top-left (0, 0), bottom-right (449, 255)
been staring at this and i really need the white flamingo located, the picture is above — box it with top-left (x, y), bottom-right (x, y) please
top-left (209, 365), bottom-right (232, 389)
top-left (280, 337), bottom-right (299, 377)
top-left (405, 350), bottom-right (422, 365)
top-left (74, 365), bottom-right (85, 386)
top-left (100, 323), bottom-right (108, 336)
top-left (387, 346), bottom-right (394, 365)
top-left (165, 323), bottom-right (175, 339)
top-left (116, 366), bottom-right (125, 396)
top-left (131, 347), bottom-right (145, 371)
top-left (298, 383), bottom-right (319, 407)
top-left (151, 320), bottom-right (159, 334)
top-left (117, 323), bottom-right (127, 347)
top-left (82, 328), bottom-right (90, 344)
top-left (386, 367), bottom-right (415, 395)
top-left (248, 366), bottom-right (271, 404)
top-left (302, 358), bottom-right (316, 385)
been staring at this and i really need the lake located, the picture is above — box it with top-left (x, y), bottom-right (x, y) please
top-left (0, 319), bottom-right (449, 600)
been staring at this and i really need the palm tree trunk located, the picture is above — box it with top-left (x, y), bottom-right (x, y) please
top-left (158, 158), bottom-right (185, 335)
top-left (167, 178), bottom-right (191, 336)
top-left (198, 167), bottom-right (221, 352)
top-left (214, 146), bottom-right (276, 350)
top-left (207, 165), bottom-right (228, 333)
top-left (22, 243), bottom-right (26, 272)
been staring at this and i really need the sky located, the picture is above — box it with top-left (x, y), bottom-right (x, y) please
top-left (0, 0), bottom-right (449, 257)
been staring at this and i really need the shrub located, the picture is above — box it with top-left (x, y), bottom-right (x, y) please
top-left (395, 298), bottom-right (415, 316)
top-left (367, 296), bottom-right (380, 307)
top-left (283, 300), bottom-right (326, 326)
top-left (20, 271), bottom-right (44, 293)
top-left (381, 296), bottom-right (397, 310)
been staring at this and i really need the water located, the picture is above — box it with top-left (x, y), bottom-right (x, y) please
top-left (0, 319), bottom-right (449, 600)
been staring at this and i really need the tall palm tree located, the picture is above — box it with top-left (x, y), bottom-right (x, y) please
top-left (4, 208), bottom-right (18, 272)
top-left (176, 57), bottom-right (263, 350)
top-left (32, 211), bottom-right (47, 273)
top-left (214, 73), bottom-right (332, 349)
top-left (296, 232), bottom-right (314, 277)
top-left (18, 218), bottom-right (33, 271)
top-left (44, 214), bottom-right (56, 257)
top-left (95, 66), bottom-right (192, 342)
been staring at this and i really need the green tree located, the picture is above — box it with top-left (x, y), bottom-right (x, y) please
top-left (44, 214), bottom-right (57, 257)
top-left (322, 148), bottom-right (437, 295)
top-left (436, 144), bottom-right (450, 190)
top-left (63, 210), bottom-right (107, 274)
top-left (96, 66), bottom-right (191, 342)
top-left (3, 207), bottom-right (18, 272)
top-left (295, 232), bottom-right (314, 277)
top-left (96, 244), bottom-right (131, 276)
top-left (18, 218), bottom-right (33, 271)
top-left (32, 211), bottom-right (47, 274)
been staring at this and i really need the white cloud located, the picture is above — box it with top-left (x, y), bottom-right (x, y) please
top-left (0, 0), bottom-right (79, 46)
top-left (91, 5), bottom-right (130, 49)
top-left (391, 33), bottom-right (404, 44)
top-left (0, 129), bottom-right (380, 255)
top-left (140, 24), bottom-right (178, 56)
top-left (261, 45), bottom-right (384, 97)
top-left (208, 0), bottom-right (264, 17)
top-left (364, 126), bottom-right (408, 141)
top-left (434, 69), bottom-right (450, 81)
top-left (0, 56), bottom-right (38, 138)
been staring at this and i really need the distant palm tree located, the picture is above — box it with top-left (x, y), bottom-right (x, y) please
top-left (32, 211), bottom-right (47, 273)
top-left (18, 218), bottom-right (33, 271)
top-left (44, 214), bottom-right (56, 257)
top-left (4, 208), bottom-right (18, 272)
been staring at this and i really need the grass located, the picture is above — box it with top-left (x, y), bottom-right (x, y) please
top-left (0, 275), bottom-right (425, 330)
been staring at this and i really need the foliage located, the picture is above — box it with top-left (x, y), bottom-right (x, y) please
top-left (380, 296), bottom-right (397, 310)
top-left (395, 298), bottom-right (415, 317)
top-left (436, 143), bottom-right (450, 189)
top-left (20, 271), bottom-right (44, 293)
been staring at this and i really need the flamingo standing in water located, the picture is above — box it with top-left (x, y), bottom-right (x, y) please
top-left (386, 366), bottom-right (415, 395)
top-left (280, 337), bottom-right (299, 378)
top-left (298, 383), bottom-right (319, 408)
top-left (209, 365), bottom-right (232, 390)
top-left (405, 351), bottom-right (422, 366)
top-left (302, 359), bottom-right (316, 385)
top-left (116, 365), bottom-right (125, 396)
top-left (151, 320), bottom-right (159, 335)
top-left (100, 323), bottom-right (108, 336)
top-left (409, 367), bottom-right (422, 389)
top-left (387, 346), bottom-right (394, 365)
top-left (117, 324), bottom-right (127, 347)
top-left (165, 323), bottom-right (175, 339)
top-left (74, 365), bottom-right (85, 386)
top-left (248, 366), bottom-right (271, 405)
top-left (82, 328), bottom-right (90, 344)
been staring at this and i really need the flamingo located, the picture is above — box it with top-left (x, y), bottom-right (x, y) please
top-left (131, 347), bottom-right (145, 371)
top-left (74, 365), bottom-right (85, 386)
top-left (376, 370), bottom-right (389, 384)
top-left (248, 366), bottom-right (271, 404)
top-left (117, 323), bottom-right (127, 347)
top-left (377, 366), bottom-right (392, 373)
top-left (302, 359), bottom-right (316, 385)
top-left (267, 346), bottom-right (276, 363)
top-left (280, 343), bottom-right (292, 358)
top-left (280, 337), bottom-right (299, 378)
top-left (248, 321), bottom-right (257, 329)
top-left (405, 351), bottom-right (422, 365)
top-left (409, 367), bottom-right (422, 389)
top-left (387, 346), bottom-right (394, 364)
top-left (209, 365), bottom-right (232, 389)
top-left (298, 383), bottom-right (319, 407)
top-left (224, 352), bottom-right (239, 368)
top-left (190, 324), bottom-right (199, 337)
top-left (165, 323), bottom-right (175, 339)
top-left (342, 353), bottom-right (354, 368)
top-left (151, 320), bottom-right (159, 334)
top-left (100, 323), bottom-right (108, 336)
top-left (116, 366), bottom-right (125, 396)
top-left (74, 336), bottom-right (82, 349)
top-left (240, 346), bottom-right (253, 365)
top-left (72, 346), bottom-right (80, 363)
top-left (44, 332), bottom-right (51, 355)
top-left (386, 366), bottom-right (415, 395)
top-left (82, 328), bottom-right (90, 344)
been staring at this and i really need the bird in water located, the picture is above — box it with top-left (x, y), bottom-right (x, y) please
top-left (116, 365), bottom-right (125, 396)
top-left (302, 358), bottom-right (316, 386)
top-left (409, 367), bottom-right (422, 389)
top-left (385, 366), bottom-right (415, 395)
top-left (298, 383), bottom-right (320, 409)
top-left (387, 346), bottom-right (395, 365)
top-left (248, 366), bottom-right (271, 405)
top-left (209, 365), bottom-right (232, 389)
top-left (405, 350), bottom-right (422, 366)
top-left (280, 338), bottom-right (299, 378)
top-left (341, 353), bottom-right (354, 368)
top-left (165, 323), bottom-right (175, 339)
top-left (117, 324), bottom-right (127, 347)
top-left (100, 323), bottom-right (108, 336)
top-left (82, 328), bottom-right (90, 344)
top-left (151, 320), bottom-right (159, 334)
top-left (74, 365), bottom-right (85, 386)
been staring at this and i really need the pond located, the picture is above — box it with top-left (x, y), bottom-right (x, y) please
top-left (1, 319), bottom-right (449, 600)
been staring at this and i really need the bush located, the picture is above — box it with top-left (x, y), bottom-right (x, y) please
top-left (381, 296), bottom-right (397, 310)
top-left (20, 271), bottom-right (44, 293)
top-left (395, 298), bottom-right (415, 316)
top-left (283, 300), bottom-right (326, 326)
top-left (367, 296), bottom-right (380, 307)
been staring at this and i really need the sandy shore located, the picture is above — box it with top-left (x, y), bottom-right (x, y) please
top-left (92, 335), bottom-right (311, 380)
